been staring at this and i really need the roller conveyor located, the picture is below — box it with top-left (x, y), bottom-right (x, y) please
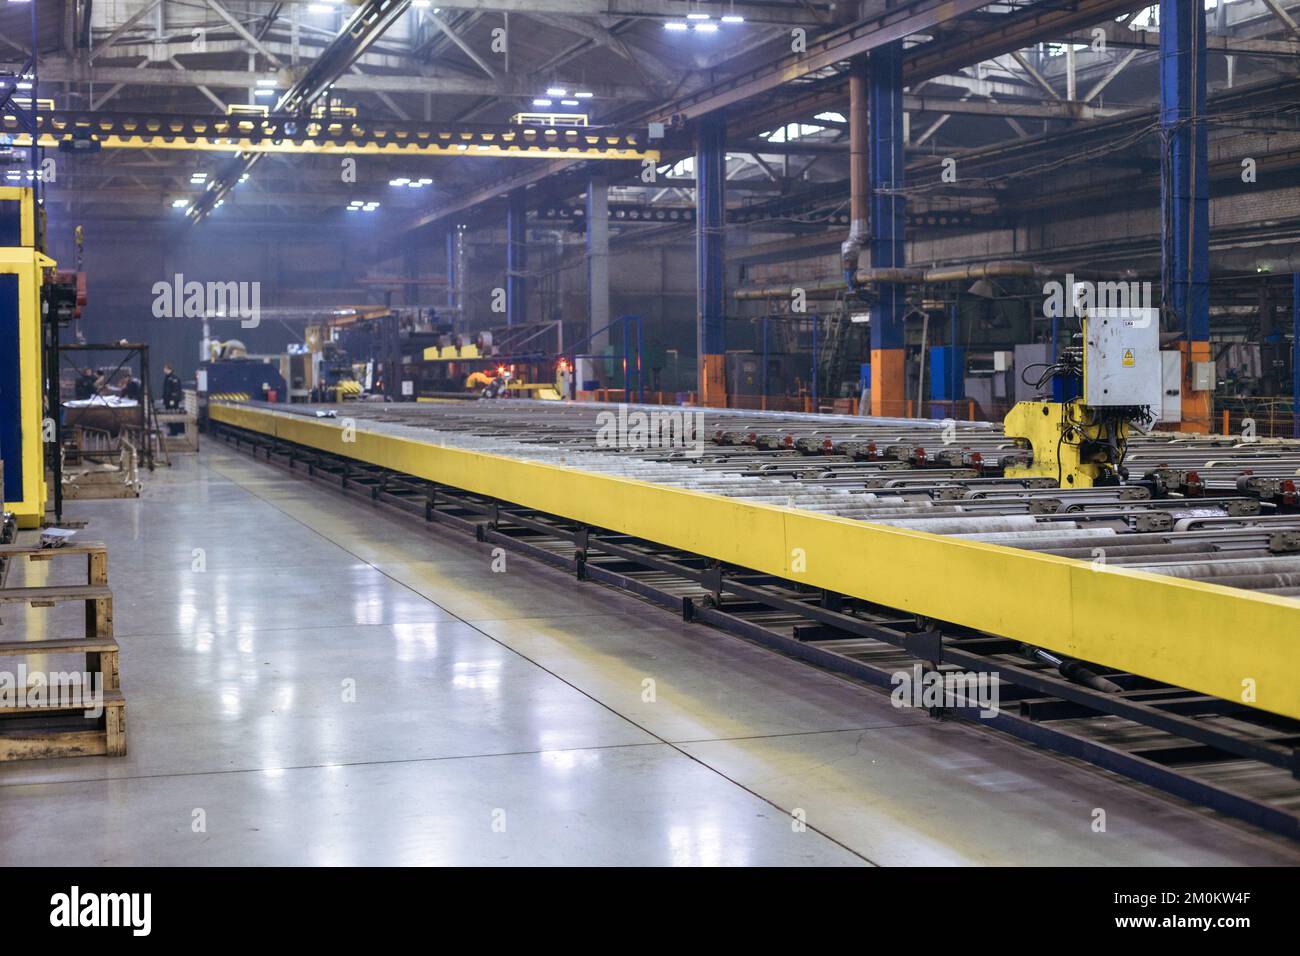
top-left (219, 398), bottom-right (1300, 593)
top-left (207, 398), bottom-right (1300, 839)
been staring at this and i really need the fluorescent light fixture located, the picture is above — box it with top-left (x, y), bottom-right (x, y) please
top-left (418, 178), bottom-right (432, 185)
top-left (349, 199), bottom-right (365, 206)
top-left (412, 0), bottom-right (432, 6)
top-left (172, 199), bottom-right (189, 208)
top-left (346, 205), bottom-right (360, 212)
top-left (561, 99), bottom-right (579, 106)
top-left (693, 22), bottom-right (718, 32)
top-left (687, 13), bottom-right (710, 19)
top-left (575, 91), bottom-right (594, 99)
top-left (214, 199), bottom-right (224, 209)
top-left (545, 87), bottom-right (567, 96)
top-left (532, 98), bottom-right (552, 107)
top-left (721, 15), bottom-right (744, 23)
top-left (390, 177), bottom-right (410, 185)
top-left (256, 79), bottom-right (276, 87)
top-left (239, 173), bottom-right (249, 182)
top-left (16, 82), bottom-right (32, 90)
top-left (254, 88), bottom-right (274, 97)
top-left (664, 22), bottom-right (688, 31)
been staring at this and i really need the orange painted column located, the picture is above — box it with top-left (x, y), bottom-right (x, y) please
top-left (870, 348), bottom-right (906, 417)
top-left (699, 354), bottom-right (727, 408)
top-left (1176, 340), bottom-right (1213, 434)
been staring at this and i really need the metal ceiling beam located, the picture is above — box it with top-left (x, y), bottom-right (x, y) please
top-left (904, 0), bottom-right (1147, 84)
top-left (205, 0), bottom-right (286, 69)
top-left (89, 0), bottom-right (163, 63)
top-left (1062, 24), bottom-right (1300, 57)
top-left (387, 0), bottom-right (830, 25)
top-left (651, 0), bottom-right (993, 123)
top-left (39, 58), bottom-right (654, 100)
top-left (188, 0), bottom-right (416, 222)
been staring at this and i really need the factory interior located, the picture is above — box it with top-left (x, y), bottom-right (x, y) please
top-left (2, 0), bottom-right (1300, 883)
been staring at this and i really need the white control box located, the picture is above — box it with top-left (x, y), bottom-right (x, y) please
top-left (1084, 308), bottom-right (1162, 408)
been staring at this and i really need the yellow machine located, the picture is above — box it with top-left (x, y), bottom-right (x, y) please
top-left (1004, 312), bottom-right (1160, 489)
top-left (1004, 400), bottom-right (1134, 488)
top-left (0, 187), bottom-right (53, 527)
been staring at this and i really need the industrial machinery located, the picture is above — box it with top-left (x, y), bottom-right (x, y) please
top-left (207, 397), bottom-right (1300, 838)
top-left (1005, 309), bottom-right (1161, 487)
top-left (0, 186), bottom-right (53, 527)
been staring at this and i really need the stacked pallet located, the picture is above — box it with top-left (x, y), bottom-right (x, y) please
top-left (0, 541), bottom-right (126, 760)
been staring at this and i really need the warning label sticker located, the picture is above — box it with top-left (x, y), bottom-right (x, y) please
top-left (1122, 348), bottom-right (1135, 367)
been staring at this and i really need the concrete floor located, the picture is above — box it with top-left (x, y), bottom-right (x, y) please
top-left (2, 446), bottom-right (1298, 866)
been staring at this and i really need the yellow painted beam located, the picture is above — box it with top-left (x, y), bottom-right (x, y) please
top-left (211, 402), bottom-right (1300, 721)
top-left (15, 133), bottom-right (658, 162)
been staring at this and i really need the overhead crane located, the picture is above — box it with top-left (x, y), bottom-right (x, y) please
top-left (0, 110), bottom-right (659, 162)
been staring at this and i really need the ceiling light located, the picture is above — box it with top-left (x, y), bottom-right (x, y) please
top-left (412, 0), bottom-right (432, 6)
top-left (687, 13), bottom-right (710, 19)
top-left (418, 177), bottom-right (432, 185)
top-left (721, 15), bottom-right (745, 24)
top-left (239, 173), bottom-right (249, 182)
top-left (532, 98), bottom-right (552, 107)
top-left (390, 177), bottom-right (410, 185)
top-left (575, 91), bottom-right (594, 99)
top-left (545, 87), bottom-right (567, 97)
top-left (172, 199), bottom-right (189, 208)
top-left (561, 99), bottom-right (579, 107)
top-left (664, 22), bottom-right (688, 31)
top-left (256, 79), bottom-right (276, 87)
top-left (694, 23), bottom-right (718, 32)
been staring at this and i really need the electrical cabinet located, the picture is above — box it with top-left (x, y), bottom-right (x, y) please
top-left (1084, 308), bottom-right (1161, 408)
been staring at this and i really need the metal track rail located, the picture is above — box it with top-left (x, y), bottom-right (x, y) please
top-left (212, 418), bottom-right (1300, 842)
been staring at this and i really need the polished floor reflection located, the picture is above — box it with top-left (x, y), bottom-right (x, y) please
top-left (1, 448), bottom-right (1296, 865)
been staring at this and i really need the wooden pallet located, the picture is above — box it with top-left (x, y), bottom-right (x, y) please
top-left (0, 542), bottom-right (126, 760)
top-left (157, 411), bottom-right (199, 453)
top-left (0, 691), bottom-right (126, 760)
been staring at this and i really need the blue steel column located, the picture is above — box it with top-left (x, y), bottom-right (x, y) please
top-left (696, 111), bottom-right (727, 406)
top-left (869, 41), bottom-right (906, 417)
top-left (506, 188), bottom-right (527, 327)
top-left (1160, 0), bottom-right (1210, 431)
